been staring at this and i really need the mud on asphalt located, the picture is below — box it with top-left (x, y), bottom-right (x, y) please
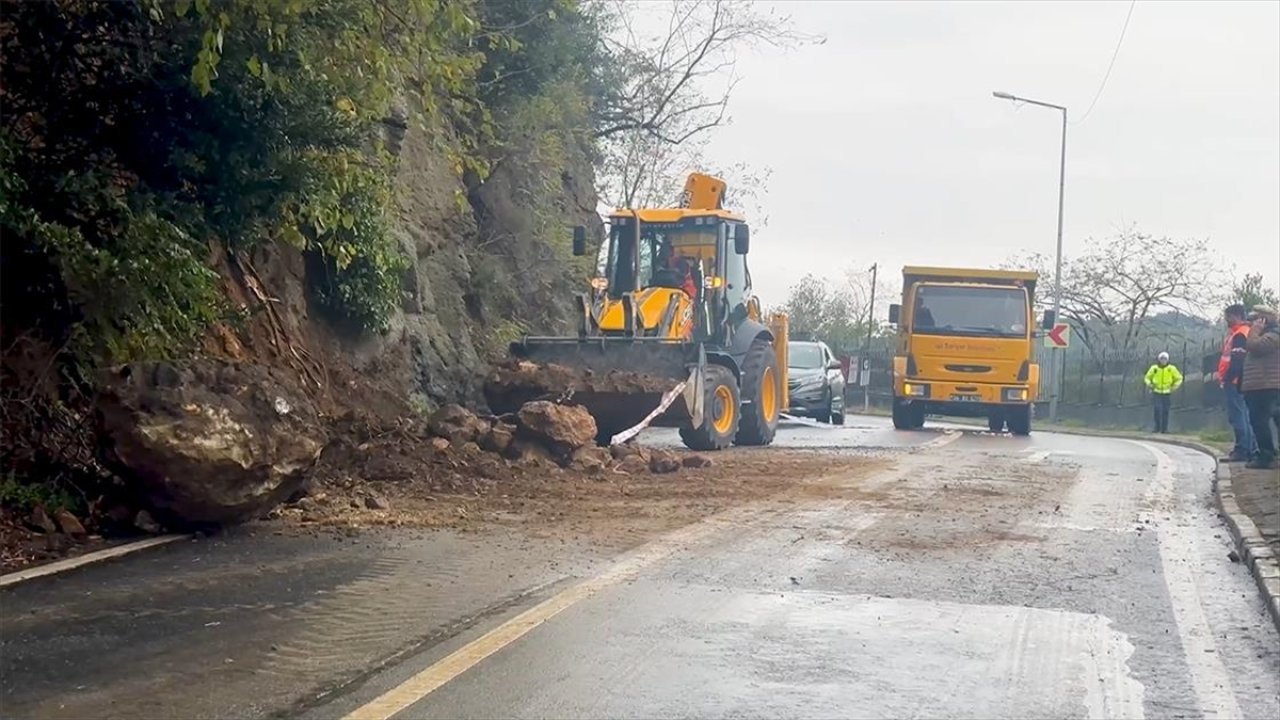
top-left (269, 445), bottom-right (892, 553)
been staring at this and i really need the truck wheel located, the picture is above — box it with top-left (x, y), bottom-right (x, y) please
top-left (909, 403), bottom-right (926, 429)
top-left (734, 338), bottom-right (780, 446)
top-left (987, 414), bottom-right (1005, 433)
top-left (1007, 405), bottom-right (1032, 436)
top-left (679, 365), bottom-right (740, 451)
top-left (892, 398), bottom-right (911, 430)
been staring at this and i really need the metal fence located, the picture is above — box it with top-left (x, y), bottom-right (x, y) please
top-left (841, 338), bottom-right (1228, 433)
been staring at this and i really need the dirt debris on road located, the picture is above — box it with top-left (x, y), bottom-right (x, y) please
top-left (272, 403), bottom-right (885, 550)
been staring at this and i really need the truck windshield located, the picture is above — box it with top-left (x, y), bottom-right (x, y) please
top-left (604, 224), bottom-right (715, 297)
top-left (912, 286), bottom-right (1028, 338)
top-left (788, 343), bottom-right (823, 369)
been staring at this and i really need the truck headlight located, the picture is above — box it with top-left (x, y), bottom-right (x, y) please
top-left (904, 383), bottom-right (929, 397)
top-left (1002, 387), bottom-right (1028, 402)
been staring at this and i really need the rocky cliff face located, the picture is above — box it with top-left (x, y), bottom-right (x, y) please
top-left (232, 115), bottom-right (603, 417)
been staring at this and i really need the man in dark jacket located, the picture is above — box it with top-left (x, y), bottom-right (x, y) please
top-left (1241, 306), bottom-right (1280, 469)
top-left (1219, 304), bottom-right (1255, 461)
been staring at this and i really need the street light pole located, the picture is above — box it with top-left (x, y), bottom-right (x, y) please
top-left (862, 262), bottom-right (878, 413)
top-left (993, 91), bottom-right (1067, 423)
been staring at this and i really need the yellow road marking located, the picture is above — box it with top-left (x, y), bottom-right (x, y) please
top-left (345, 433), bottom-right (962, 720)
top-left (342, 520), bottom-right (725, 720)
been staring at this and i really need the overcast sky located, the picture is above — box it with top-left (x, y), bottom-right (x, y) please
top-left (698, 0), bottom-right (1279, 309)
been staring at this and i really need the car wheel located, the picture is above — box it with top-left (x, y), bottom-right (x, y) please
top-left (818, 390), bottom-right (833, 424)
top-left (832, 391), bottom-right (845, 425)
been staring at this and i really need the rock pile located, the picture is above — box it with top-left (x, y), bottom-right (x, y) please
top-left (90, 359), bottom-right (710, 531)
top-left (422, 402), bottom-right (710, 477)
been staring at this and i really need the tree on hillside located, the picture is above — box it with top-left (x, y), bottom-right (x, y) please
top-left (589, 0), bottom-right (819, 209)
top-left (1013, 227), bottom-right (1228, 364)
top-left (779, 267), bottom-right (893, 357)
top-left (1233, 272), bottom-right (1280, 310)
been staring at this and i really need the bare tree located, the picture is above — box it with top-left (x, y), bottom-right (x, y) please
top-left (1014, 227), bottom-right (1228, 362)
top-left (590, 0), bottom-right (819, 209)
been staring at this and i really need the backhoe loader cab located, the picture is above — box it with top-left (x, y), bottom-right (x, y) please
top-left (500, 173), bottom-right (788, 451)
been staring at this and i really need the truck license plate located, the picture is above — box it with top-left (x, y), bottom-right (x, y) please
top-left (952, 394), bottom-right (981, 402)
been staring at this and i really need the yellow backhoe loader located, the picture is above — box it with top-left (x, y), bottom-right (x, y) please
top-left (485, 173), bottom-right (788, 450)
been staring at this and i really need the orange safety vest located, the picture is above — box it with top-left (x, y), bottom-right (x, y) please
top-left (1218, 323), bottom-right (1251, 382)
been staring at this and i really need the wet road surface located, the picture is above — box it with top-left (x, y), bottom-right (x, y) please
top-left (3, 417), bottom-right (1278, 719)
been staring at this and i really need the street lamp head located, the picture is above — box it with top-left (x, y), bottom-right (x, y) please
top-left (992, 91), bottom-right (1017, 101)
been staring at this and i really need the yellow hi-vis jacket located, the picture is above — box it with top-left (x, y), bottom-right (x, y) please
top-left (1144, 363), bottom-right (1183, 394)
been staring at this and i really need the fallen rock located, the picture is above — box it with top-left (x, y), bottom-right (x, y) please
top-left (505, 438), bottom-right (555, 467)
top-left (459, 441), bottom-right (483, 457)
top-left (428, 404), bottom-right (487, 446)
top-left (479, 423), bottom-right (516, 454)
top-left (53, 508), bottom-right (87, 538)
top-left (616, 454), bottom-right (649, 474)
top-left (610, 442), bottom-right (645, 461)
top-left (364, 495), bottom-right (390, 510)
top-left (682, 454), bottom-right (714, 469)
top-left (28, 506), bottom-right (58, 535)
top-left (648, 449), bottom-right (681, 474)
top-left (516, 401), bottom-right (597, 457)
top-left (134, 509), bottom-right (162, 534)
top-left (96, 359), bottom-right (327, 526)
top-left (427, 437), bottom-right (451, 453)
top-left (571, 446), bottom-right (612, 473)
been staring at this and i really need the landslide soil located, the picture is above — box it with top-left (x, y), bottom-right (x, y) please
top-left (271, 425), bottom-right (886, 552)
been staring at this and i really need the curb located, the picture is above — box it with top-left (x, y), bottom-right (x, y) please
top-left (1212, 460), bottom-right (1280, 635)
top-left (0, 534), bottom-right (189, 589)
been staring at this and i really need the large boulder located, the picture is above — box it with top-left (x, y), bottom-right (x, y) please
top-left (515, 401), bottom-right (597, 456)
top-left (96, 360), bottom-right (327, 526)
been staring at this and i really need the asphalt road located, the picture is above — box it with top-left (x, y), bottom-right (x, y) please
top-left (3, 417), bottom-right (1278, 719)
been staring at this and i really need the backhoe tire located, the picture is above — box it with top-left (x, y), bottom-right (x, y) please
top-left (735, 337), bottom-right (781, 446)
top-left (679, 365), bottom-right (740, 451)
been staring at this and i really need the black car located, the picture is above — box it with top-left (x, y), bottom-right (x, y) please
top-left (786, 340), bottom-right (846, 424)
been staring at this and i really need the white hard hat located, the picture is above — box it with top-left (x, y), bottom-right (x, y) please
top-left (1157, 351), bottom-right (1170, 362)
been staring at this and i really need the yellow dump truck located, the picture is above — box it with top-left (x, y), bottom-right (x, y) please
top-left (887, 266), bottom-right (1047, 435)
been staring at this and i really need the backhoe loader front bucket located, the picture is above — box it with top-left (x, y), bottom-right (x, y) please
top-left (484, 337), bottom-right (706, 442)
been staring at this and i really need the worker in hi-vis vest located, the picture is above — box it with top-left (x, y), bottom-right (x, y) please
top-left (1144, 351), bottom-right (1183, 434)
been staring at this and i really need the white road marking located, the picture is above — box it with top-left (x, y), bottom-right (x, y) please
top-left (1133, 441), bottom-right (1243, 719)
top-left (0, 534), bottom-right (188, 588)
top-left (920, 431), bottom-right (961, 451)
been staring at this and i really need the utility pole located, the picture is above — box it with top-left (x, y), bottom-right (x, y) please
top-left (862, 263), bottom-right (878, 413)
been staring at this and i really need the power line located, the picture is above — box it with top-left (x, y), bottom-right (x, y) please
top-left (1074, 0), bottom-right (1138, 125)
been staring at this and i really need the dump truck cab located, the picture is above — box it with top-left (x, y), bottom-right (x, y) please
top-left (888, 266), bottom-right (1042, 435)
